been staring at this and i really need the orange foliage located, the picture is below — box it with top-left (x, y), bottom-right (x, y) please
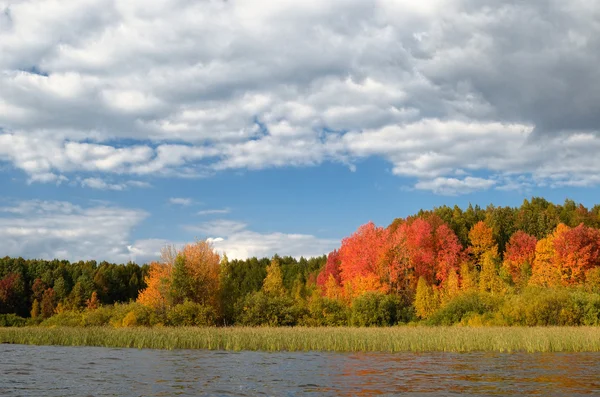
top-left (529, 224), bottom-right (570, 287)
top-left (343, 273), bottom-right (387, 301)
top-left (469, 221), bottom-right (497, 264)
top-left (553, 224), bottom-right (600, 285)
top-left (180, 241), bottom-right (221, 308)
top-left (137, 261), bottom-right (173, 311)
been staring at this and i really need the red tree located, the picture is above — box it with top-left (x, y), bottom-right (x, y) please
top-left (503, 231), bottom-right (537, 284)
top-left (385, 216), bottom-right (462, 291)
top-left (316, 250), bottom-right (342, 288)
top-left (338, 222), bottom-right (388, 297)
top-left (0, 273), bottom-right (24, 314)
top-left (338, 222), bottom-right (387, 282)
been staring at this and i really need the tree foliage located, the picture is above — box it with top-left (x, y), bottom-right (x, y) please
top-left (5, 197), bottom-right (600, 328)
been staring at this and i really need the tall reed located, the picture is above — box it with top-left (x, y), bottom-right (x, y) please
top-left (2, 326), bottom-right (600, 352)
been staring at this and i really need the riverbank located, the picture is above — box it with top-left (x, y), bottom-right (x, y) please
top-left (1, 326), bottom-right (599, 352)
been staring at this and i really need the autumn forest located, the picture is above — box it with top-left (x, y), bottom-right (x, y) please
top-left (3, 197), bottom-right (600, 328)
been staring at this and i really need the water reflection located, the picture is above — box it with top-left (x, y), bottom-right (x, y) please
top-left (1, 344), bottom-right (600, 396)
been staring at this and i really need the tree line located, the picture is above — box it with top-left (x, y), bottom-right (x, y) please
top-left (2, 197), bottom-right (600, 327)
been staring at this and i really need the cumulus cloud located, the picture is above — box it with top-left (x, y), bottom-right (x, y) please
top-left (210, 231), bottom-right (339, 260)
top-left (0, 0), bottom-right (598, 192)
top-left (415, 176), bottom-right (496, 196)
top-left (187, 219), bottom-right (339, 260)
top-left (0, 200), bottom-right (148, 262)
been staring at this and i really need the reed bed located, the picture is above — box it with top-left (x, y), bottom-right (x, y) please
top-left (1, 326), bottom-right (599, 352)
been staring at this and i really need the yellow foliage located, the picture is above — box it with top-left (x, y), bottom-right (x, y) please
top-left (479, 251), bottom-right (506, 295)
top-left (459, 262), bottom-right (477, 292)
top-left (441, 270), bottom-right (460, 304)
top-left (262, 258), bottom-right (286, 297)
top-left (324, 274), bottom-right (344, 301)
top-left (414, 277), bottom-right (439, 319)
top-left (122, 311), bottom-right (137, 327)
top-left (529, 224), bottom-right (570, 287)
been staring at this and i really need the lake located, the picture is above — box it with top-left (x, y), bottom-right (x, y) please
top-left (1, 344), bottom-right (599, 396)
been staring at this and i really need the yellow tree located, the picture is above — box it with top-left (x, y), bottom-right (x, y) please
top-left (414, 277), bottom-right (439, 319)
top-left (459, 262), bottom-right (477, 292)
top-left (479, 251), bottom-right (505, 295)
top-left (262, 258), bottom-right (286, 297)
top-left (324, 274), bottom-right (344, 301)
top-left (441, 270), bottom-right (460, 304)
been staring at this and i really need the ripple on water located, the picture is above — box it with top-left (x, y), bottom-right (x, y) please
top-left (1, 346), bottom-right (600, 396)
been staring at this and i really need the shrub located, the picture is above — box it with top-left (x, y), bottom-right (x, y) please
top-left (40, 311), bottom-right (84, 327)
top-left (427, 292), bottom-right (502, 325)
top-left (82, 306), bottom-right (114, 327)
top-left (167, 301), bottom-right (216, 326)
top-left (350, 292), bottom-right (407, 327)
top-left (302, 296), bottom-right (348, 326)
top-left (499, 287), bottom-right (576, 326)
top-left (109, 302), bottom-right (154, 327)
top-left (236, 291), bottom-right (304, 326)
top-left (0, 313), bottom-right (27, 327)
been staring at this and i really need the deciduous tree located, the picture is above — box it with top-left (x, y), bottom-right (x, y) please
top-left (503, 231), bottom-right (537, 285)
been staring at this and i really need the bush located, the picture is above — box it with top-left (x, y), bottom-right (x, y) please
top-left (108, 302), bottom-right (155, 327)
top-left (236, 291), bottom-right (304, 326)
top-left (40, 311), bottom-right (84, 327)
top-left (302, 296), bottom-right (348, 326)
top-left (82, 306), bottom-right (114, 327)
top-left (350, 292), bottom-right (409, 327)
top-left (499, 287), bottom-right (574, 326)
top-left (427, 292), bottom-right (502, 325)
top-left (498, 287), bottom-right (600, 326)
top-left (0, 313), bottom-right (27, 327)
top-left (167, 301), bottom-right (216, 326)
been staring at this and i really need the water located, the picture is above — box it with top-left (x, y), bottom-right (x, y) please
top-left (1, 344), bottom-right (600, 396)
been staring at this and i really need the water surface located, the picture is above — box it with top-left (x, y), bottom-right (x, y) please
top-left (1, 344), bottom-right (599, 396)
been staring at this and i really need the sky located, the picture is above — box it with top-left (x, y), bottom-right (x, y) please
top-left (1, 0), bottom-right (600, 264)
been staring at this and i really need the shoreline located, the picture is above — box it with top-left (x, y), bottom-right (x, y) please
top-left (1, 326), bottom-right (599, 353)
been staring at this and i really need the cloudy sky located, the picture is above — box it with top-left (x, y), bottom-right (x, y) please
top-left (1, 0), bottom-right (599, 263)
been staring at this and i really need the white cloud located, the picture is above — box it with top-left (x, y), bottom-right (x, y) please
top-left (0, 200), bottom-right (148, 263)
top-left (415, 176), bottom-right (496, 195)
top-left (188, 219), bottom-right (338, 260)
top-left (79, 177), bottom-right (151, 190)
top-left (197, 208), bottom-right (231, 216)
top-left (0, 0), bottom-right (599, 192)
top-left (169, 197), bottom-right (194, 206)
top-left (210, 230), bottom-right (339, 260)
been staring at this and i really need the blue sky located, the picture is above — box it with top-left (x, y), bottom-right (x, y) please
top-left (1, 0), bottom-right (599, 263)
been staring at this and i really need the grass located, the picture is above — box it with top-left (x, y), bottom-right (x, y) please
top-left (1, 326), bottom-right (600, 352)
